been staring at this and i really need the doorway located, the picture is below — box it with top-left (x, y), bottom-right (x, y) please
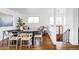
top-left (56, 25), bottom-right (63, 41)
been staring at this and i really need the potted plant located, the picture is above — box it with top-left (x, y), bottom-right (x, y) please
top-left (16, 17), bottom-right (25, 30)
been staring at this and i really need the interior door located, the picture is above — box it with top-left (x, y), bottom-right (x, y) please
top-left (56, 25), bottom-right (63, 41)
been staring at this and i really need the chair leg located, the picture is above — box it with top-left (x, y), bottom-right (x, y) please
top-left (8, 37), bottom-right (10, 49)
top-left (28, 39), bottom-right (32, 48)
top-left (20, 40), bottom-right (22, 50)
top-left (41, 38), bottom-right (42, 46)
top-left (16, 40), bottom-right (18, 50)
top-left (8, 40), bottom-right (10, 49)
top-left (9, 40), bottom-right (12, 49)
top-left (11, 40), bottom-right (13, 49)
top-left (28, 42), bottom-right (30, 48)
top-left (8, 40), bottom-right (12, 49)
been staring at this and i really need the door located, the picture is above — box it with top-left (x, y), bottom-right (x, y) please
top-left (56, 25), bottom-right (63, 41)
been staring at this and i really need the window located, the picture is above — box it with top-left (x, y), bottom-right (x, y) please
top-left (49, 17), bottom-right (54, 25)
top-left (28, 17), bottom-right (39, 23)
top-left (28, 17), bottom-right (33, 23)
top-left (56, 17), bottom-right (63, 25)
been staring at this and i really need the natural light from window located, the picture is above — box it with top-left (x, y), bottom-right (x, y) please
top-left (28, 17), bottom-right (39, 23)
top-left (56, 17), bottom-right (63, 25)
top-left (49, 17), bottom-right (54, 25)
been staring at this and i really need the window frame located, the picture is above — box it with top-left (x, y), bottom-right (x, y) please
top-left (49, 17), bottom-right (54, 25)
top-left (28, 16), bottom-right (39, 24)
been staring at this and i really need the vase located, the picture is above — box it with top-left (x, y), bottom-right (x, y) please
top-left (20, 26), bottom-right (23, 30)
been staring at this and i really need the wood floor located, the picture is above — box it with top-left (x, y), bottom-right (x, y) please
top-left (63, 43), bottom-right (79, 50)
top-left (0, 33), bottom-right (79, 50)
top-left (0, 33), bottom-right (56, 50)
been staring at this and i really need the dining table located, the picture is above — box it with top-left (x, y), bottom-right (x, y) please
top-left (7, 29), bottom-right (41, 46)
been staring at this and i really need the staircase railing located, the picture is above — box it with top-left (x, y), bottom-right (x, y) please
top-left (63, 29), bottom-right (70, 43)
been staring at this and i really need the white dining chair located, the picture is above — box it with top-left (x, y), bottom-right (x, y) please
top-left (34, 32), bottom-right (42, 48)
top-left (8, 32), bottom-right (20, 50)
top-left (26, 33), bottom-right (33, 48)
top-left (20, 33), bottom-right (33, 49)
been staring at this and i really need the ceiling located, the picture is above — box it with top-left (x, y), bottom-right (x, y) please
top-left (9, 8), bottom-right (65, 16)
top-left (9, 8), bottom-right (54, 14)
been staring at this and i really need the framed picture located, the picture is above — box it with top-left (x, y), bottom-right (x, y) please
top-left (0, 16), bottom-right (13, 27)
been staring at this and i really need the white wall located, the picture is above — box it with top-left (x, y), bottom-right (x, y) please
top-left (78, 9), bottom-right (79, 28)
top-left (24, 8), bottom-right (54, 29)
top-left (73, 8), bottom-right (78, 45)
top-left (65, 8), bottom-right (78, 45)
top-left (78, 8), bottom-right (79, 45)
top-left (47, 25), bottom-right (56, 44)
